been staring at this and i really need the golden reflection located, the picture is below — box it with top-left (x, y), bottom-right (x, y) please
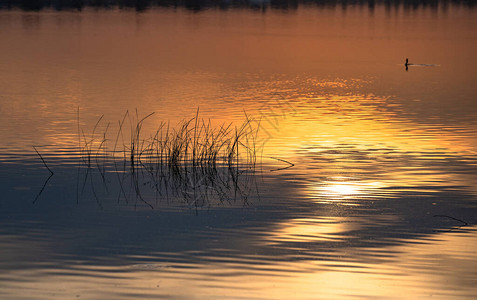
top-left (2, 7), bottom-right (477, 160)
top-left (1, 227), bottom-right (475, 299)
top-left (256, 91), bottom-right (477, 200)
top-left (263, 217), bottom-right (356, 244)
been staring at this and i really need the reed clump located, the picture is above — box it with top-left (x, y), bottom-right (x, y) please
top-left (77, 109), bottom-right (260, 208)
top-left (111, 109), bottom-right (258, 172)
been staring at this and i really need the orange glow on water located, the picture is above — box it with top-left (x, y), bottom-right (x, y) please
top-left (1, 6), bottom-right (477, 299)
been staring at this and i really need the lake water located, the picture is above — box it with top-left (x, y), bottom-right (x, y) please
top-left (1, 2), bottom-right (477, 299)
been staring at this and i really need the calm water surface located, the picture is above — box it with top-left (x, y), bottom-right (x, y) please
top-left (1, 4), bottom-right (477, 299)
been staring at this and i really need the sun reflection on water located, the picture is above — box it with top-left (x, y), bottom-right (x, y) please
top-left (308, 179), bottom-right (385, 204)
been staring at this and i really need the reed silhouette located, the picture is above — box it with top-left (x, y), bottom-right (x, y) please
top-left (75, 109), bottom-right (260, 209)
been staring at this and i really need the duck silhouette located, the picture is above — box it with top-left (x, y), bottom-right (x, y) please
top-left (404, 58), bottom-right (438, 71)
